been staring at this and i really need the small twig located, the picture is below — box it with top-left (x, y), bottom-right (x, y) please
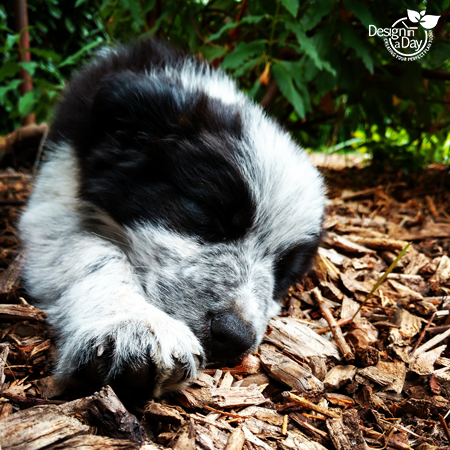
top-left (414, 327), bottom-right (450, 357)
top-left (409, 312), bottom-right (436, 355)
top-left (312, 288), bottom-right (355, 362)
top-left (439, 414), bottom-right (450, 442)
top-left (350, 242), bottom-right (411, 324)
top-left (283, 392), bottom-right (340, 419)
top-left (281, 414), bottom-right (288, 435)
top-left (316, 316), bottom-right (353, 335)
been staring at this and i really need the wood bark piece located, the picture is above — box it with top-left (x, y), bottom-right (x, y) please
top-left (357, 366), bottom-right (397, 387)
top-left (312, 288), bottom-right (355, 363)
top-left (194, 422), bottom-right (229, 450)
top-left (323, 232), bottom-right (376, 255)
top-left (326, 417), bottom-right (353, 450)
top-left (239, 406), bottom-right (284, 426)
top-left (45, 435), bottom-right (138, 449)
top-left (289, 412), bottom-right (328, 439)
top-left (33, 375), bottom-right (65, 399)
top-left (177, 385), bottom-right (267, 409)
top-left (0, 405), bottom-right (89, 450)
top-left (414, 327), bottom-right (450, 357)
top-left (410, 344), bottom-right (447, 375)
top-left (259, 346), bottom-right (323, 392)
top-left (266, 317), bottom-right (340, 361)
top-left (395, 308), bottom-right (424, 338)
top-left (0, 343), bottom-right (9, 389)
top-left (377, 361), bottom-right (406, 394)
top-left (173, 420), bottom-right (195, 450)
top-left (144, 401), bottom-right (184, 426)
top-left (0, 251), bottom-right (24, 294)
top-left (430, 255), bottom-right (450, 287)
top-left (241, 426), bottom-right (272, 450)
top-left (345, 236), bottom-right (409, 251)
top-left (279, 431), bottom-right (328, 450)
top-left (0, 304), bottom-right (48, 321)
top-left (224, 428), bottom-right (245, 450)
top-left (59, 385), bottom-right (146, 445)
top-left (243, 417), bottom-right (281, 437)
top-left (323, 365), bottom-right (357, 391)
top-left (90, 386), bottom-right (146, 445)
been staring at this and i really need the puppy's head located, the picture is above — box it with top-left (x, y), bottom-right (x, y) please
top-left (66, 48), bottom-right (325, 365)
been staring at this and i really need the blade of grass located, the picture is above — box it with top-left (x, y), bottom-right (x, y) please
top-left (350, 242), bottom-right (411, 324)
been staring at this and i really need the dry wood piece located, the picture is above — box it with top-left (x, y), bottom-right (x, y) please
top-left (0, 343), bottom-right (9, 389)
top-left (144, 401), bottom-right (184, 426)
top-left (325, 393), bottom-right (355, 408)
top-left (0, 304), bottom-right (48, 322)
top-left (224, 428), bottom-right (245, 450)
top-left (413, 327), bottom-right (450, 357)
top-left (243, 416), bottom-right (281, 437)
top-left (430, 255), bottom-right (450, 288)
top-left (323, 232), bottom-right (376, 255)
top-left (90, 386), bottom-right (146, 445)
top-left (59, 385), bottom-right (146, 445)
top-left (323, 365), bottom-right (357, 391)
top-left (410, 344), bottom-right (447, 375)
top-left (265, 317), bottom-right (340, 360)
top-left (241, 426), bottom-right (272, 450)
top-left (239, 406), bottom-right (284, 426)
top-left (0, 251), bottom-right (25, 294)
top-left (173, 420), bottom-right (195, 450)
top-left (326, 417), bottom-right (353, 450)
top-left (259, 346), bottom-right (323, 392)
top-left (177, 385), bottom-right (267, 409)
top-left (33, 375), bottom-right (65, 399)
top-left (279, 431), bottom-right (328, 450)
top-left (377, 361), bottom-right (407, 394)
top-left (45, 435), bottom-right (138, 449)
top-left (0, 405), bottom-right (89, 450)
top-left (312, 287), bottom-right (355, 363)
top-left (357, 366), bottom-right (397, 387)
top-left (289, 412), bottom-right (329, 440)
top-left (345, 235), bottom-right (409, 251)
top-left (194, 421), bottom-right (229, 450)
top-left (395, 308), bottom-right (424, 338)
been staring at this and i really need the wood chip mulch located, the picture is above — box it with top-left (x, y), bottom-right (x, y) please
top-left (0, 125), bottom-right (450, 450)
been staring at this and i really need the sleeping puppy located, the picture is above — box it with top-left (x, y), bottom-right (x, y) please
top-left (19, 39), bottom-right (325, 400)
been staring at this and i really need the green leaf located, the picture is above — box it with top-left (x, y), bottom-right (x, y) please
top-left (206, 15), bottom-right (267, 43)
top-left (281, 0), bottom-right (299, 17)
top-left (19, 61), bottom-right (38, 78)
top-left (343, 0), bottom-right (376, 29)
top-left (221, 40), bottom-right (266, 70)
top-left (339, 23), bottom-right (374, 73)
top-left (18, 88), bottom-right (40, 117)
top-left (59, 40), bottom-right (103, 67)
top-left (75, 0), bottom-right (87, 7)
top-left (0, 61), bottom-right (20, 83)
top-left (200, 46), bottom-right (227, 61)
top-left (300, 0), bottom-right (333, 31)
top-left (272, 62), bottom-right (305, 118)
top-left (0, 79), bottom-right (21, 97)
top-left (286, 22), bottom-right (335, 75)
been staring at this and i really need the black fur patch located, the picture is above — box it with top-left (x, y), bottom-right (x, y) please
top-left (273, 235), bottom-right (321, 298)
top-left (50, 40), bottom-right (256, 243)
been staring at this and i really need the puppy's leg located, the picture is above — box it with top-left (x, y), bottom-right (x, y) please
top-left (19, 148), bottom-right (203, 398)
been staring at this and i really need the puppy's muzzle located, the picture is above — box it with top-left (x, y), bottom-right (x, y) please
top-left (209, 312), bottom-right (255, 361)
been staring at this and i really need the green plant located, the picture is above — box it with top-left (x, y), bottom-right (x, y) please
top-left (1, 0), bottom-right (450, 170)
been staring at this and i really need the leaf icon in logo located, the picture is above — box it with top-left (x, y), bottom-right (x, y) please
top-left (419, 14), bottom-right (441, 29)
top-left (407, 9), bottom-right (421, 22)
top-left (407, 9), bottom-right (440, 29)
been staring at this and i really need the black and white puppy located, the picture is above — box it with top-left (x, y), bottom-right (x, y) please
top-left (19, 39), bottom-right (325, 399)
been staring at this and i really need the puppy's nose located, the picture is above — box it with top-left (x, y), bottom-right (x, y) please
top-left (210, 312), bottom-right (254, 358)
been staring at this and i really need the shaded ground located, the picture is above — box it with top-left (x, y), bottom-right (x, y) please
top-left (0, 125), bottom-right (450, 449)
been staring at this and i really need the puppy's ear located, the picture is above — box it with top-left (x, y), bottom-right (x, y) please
top-left (91, 71), bottom-right (185, 143)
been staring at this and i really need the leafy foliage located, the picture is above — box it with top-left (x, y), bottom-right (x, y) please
top-left (1, 0), bottom-right (450, 169)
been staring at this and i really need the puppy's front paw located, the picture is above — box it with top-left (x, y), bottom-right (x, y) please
top-left (61, 313), bottom-right (204, 401)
